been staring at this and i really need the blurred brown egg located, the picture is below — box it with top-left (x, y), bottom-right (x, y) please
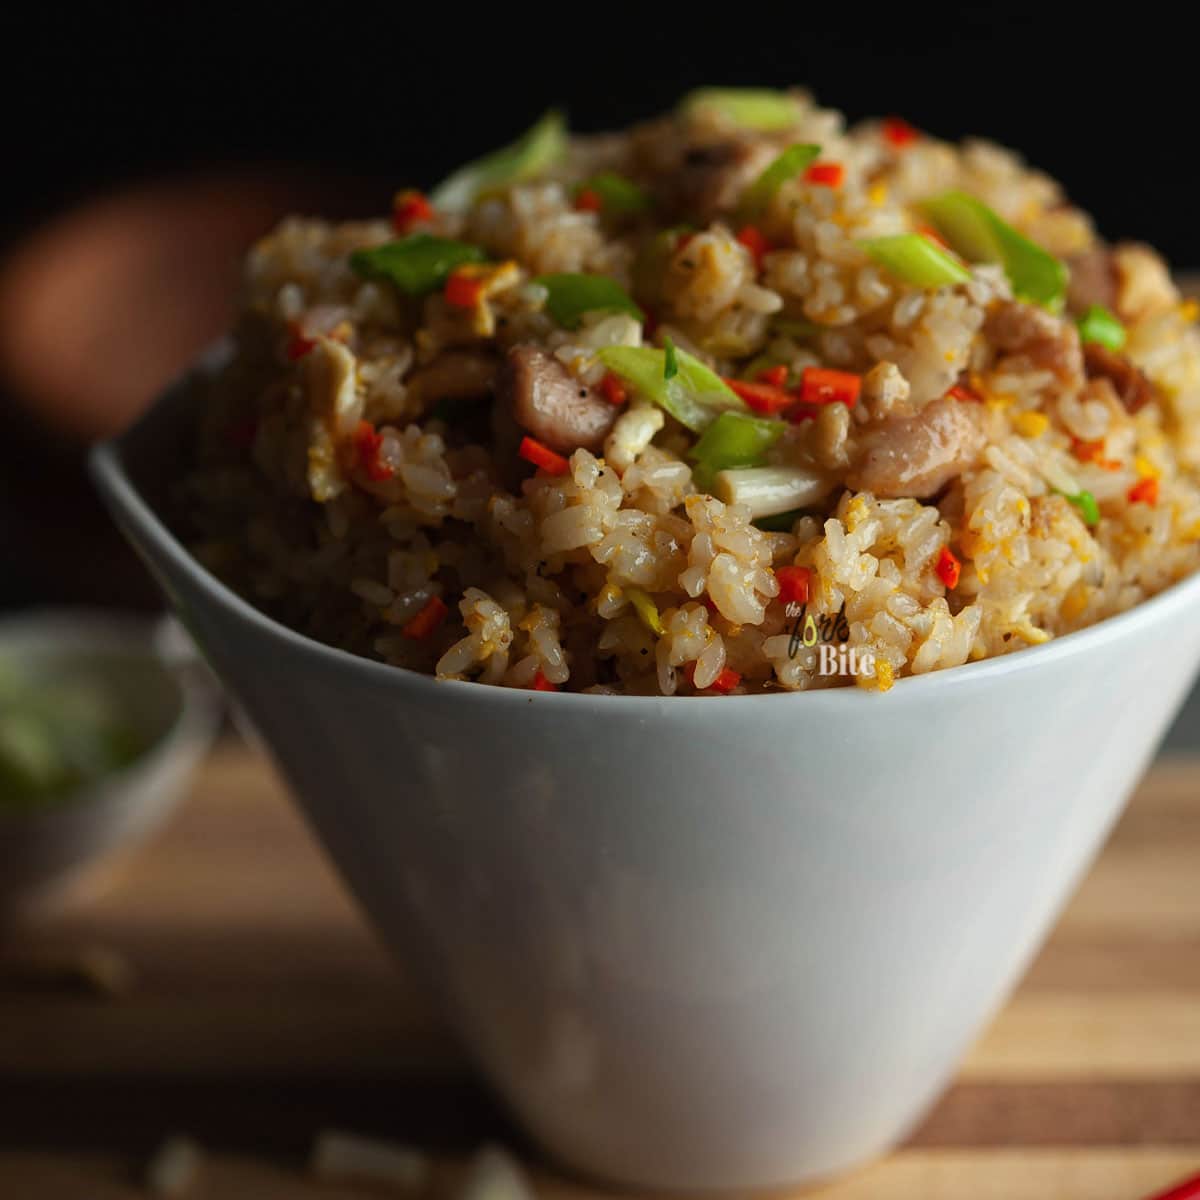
top-left (0, 169), bottom-right (380, 440)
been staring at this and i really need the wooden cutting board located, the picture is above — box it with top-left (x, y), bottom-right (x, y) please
top-left (1, 745), bottom-right (1197, 1199)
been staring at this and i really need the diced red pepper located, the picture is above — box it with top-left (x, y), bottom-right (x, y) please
top-left (709, 667), bottom-right (741, 694)
top-left (799, 367), bottom-right (861, 407)
top-left (1128, 477), bottom-right (1159, 506)
top-left (1071, 437), bottom-right (1122, 470)
top-left (642, 309), bottom-right (659, 337)
top-left (574, 187), bottom-right (603, 213)
top-left (519, 435), bottom-right (570, 476)
top-left (776, 565), bottom-right (812, 606)
top-left (444, 269), bottom-right (485, 309)
top-left (935, 546), bottom-right (961, 590)
top-left (805, 162), bottom-right (845, 187)
top-left (736, 224), bottom-right (771, 268)
top-left (1142, 1171), bottom-right (1200, 1200)
top-left (286, 324), bottom-right (317, 361)
top-left (675, 231), bottom-right (696, 254)
top-left (391, 189), bottom-right (434, 235)
top-left (531, 669), bottom-right (558, 691)
top-left (354, 420), bottom-right (394, 481)
top-left (597, 373), bottom-right (628, 406)
top-left (724, 377), bottom-right (794, 414)
top-left (919, 224), bottom-right (952, 252)
top-left (401, 594), bottom-right (448, 640)
top-left (947, 382), bottom-right (982, 403)
top-left (756, 364), bottom-right (789, 387)
top-left (881, 117), bottom-right (920, 148)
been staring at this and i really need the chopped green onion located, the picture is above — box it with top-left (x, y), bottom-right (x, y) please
top-left (1071, 490), bottom-right (1101, 526)
top-left (740, 143), bottom-right (821, 217)
top-left (679, 88), bottom-right (803, 131)
top-left (349, 235), bottom-right (486, 296)
top-left (859, 234), bottom-right (971, 289)
top-left (922, 190), bottom-right (1067, 310)
top-left (663, 336), bottom-right (679, 381)
top-left (1059, 488), bottom-right (1100, 526)
top-left (753, 508), bottom-right (803, 531)
top-left (712, 465), bottom-right (833, 519)
top-left (626, 587), bottom-right (665, 636)
top-left (688, 410), bottom-right (784, 489)
top-left (431, 110), bottom-right (567, 211)
top-left (535, 273), bottom-right (644, 329)
top-left (594, 344), bottom-right (743, 432)
top-left (576, 172), bottom-right (651, 215)
top-left (1077, 304), bottom-right (1126, 351)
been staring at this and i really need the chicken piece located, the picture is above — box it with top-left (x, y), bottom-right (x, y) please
top-left (655, 138), bottom-right (758, 224)
top-left (1083, 343), bottom-right (1155, 414)
top-left (985, 299), bottom-right (1084, 389)
top-left (847, 396), bottom-right (986, 499)
top-left (1112, 243), bottom-right (1178, 323)
top-left (1066, 245), bottom-right (1117, 314)
top-left (405, 349), bottom-right (500, 411)
top-left (496, 345), bottom-right (619, 455)
top-left (304, 336), bottom-right (361, 502)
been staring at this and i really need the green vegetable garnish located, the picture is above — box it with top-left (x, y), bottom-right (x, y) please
top-left (576, 172), bottom-right (652, 215)
top-left (594, 344), bottom-right (743, 432)
top-left (663, 336), bottom-right (679, 381)
top-left (753, 508), bottom-right (803, 531)
top-left (350, 235), bottom-right (485, 296)
top-left (431, 109), bottom-right (568, 211)
top-left (680, 88), bottom-right (803, 131)
top-left (921, 190), bottom-right (1067, 310)
top-left (0, 658), bottom-right (147, 811)
top-left (1077, 304), bottom-right (1126, 351)
top-left (535, 273), bottom-right (644, 330)
top-left (688, 410), bottom-right (784, 489)
top-left (626, 587), bottom-right (665, 637)
top-left (1061, 489), bottom-right (1101, 526)
top-left (859, 234), bottom-right (972, 289)
top-left (740, 143), bottom-right (821, 217)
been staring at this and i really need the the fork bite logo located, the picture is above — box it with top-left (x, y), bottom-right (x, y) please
top-left (785, 602), bottom-right (876, 678)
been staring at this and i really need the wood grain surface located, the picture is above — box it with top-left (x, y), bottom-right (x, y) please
top-left (1, 745), bottom-right (1197, 1199)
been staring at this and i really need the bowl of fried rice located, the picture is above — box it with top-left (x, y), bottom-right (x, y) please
top-left (93, 88), bottom-right (1200, 1190)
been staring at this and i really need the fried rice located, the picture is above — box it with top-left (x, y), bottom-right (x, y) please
top-left (179, 89), bottom-right (1200, 695)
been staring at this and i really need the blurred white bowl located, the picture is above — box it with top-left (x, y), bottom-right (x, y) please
top-left (0, 609), bottom-right (220, 917)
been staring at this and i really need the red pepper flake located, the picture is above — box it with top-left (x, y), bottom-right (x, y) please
top-left (1142, 1171), bottom-right (1200, 1200)
top-left (675, 231), bottom-right (696, 253)
top-left (519, 435), bottom-right (570, 476)
top-left (642, 309), bottom-right (659, 337)
top-left (775, 565), bottom-right (812, 606)
top-left (947, 382), bottom-right (982, 403)
top-left (935, 546), bottom-right (961, 590)
top-left (1071, 437), bottom-right (1122, 470)
top-left (724, 377), bottom-right (794, 415)
top-left (225, 416), bottom-right (259, 450)
top-left (756, 364), bottom-right (789, 387)
top-left (735, 224), bottom-right (771, 268)
top-left (531, 669), bottom-right (558, 691)
top-left (1128, 476), bottom-right (1159, 506)
top-left (391, 188), bottom-right (434, 235)
top-left (597, 373), bottom-right (628, 406)
top-left (709, 667), bottom-right (742, 694)
top-left (354, 420), bottom-right (395, 481)
top-left (444, 268), bottom-right (485, 309)
top-left (881, 116), bottom-right (920, 148)
top-left (918, 224), bottom-right (952, 252)
top-left (799, 366), bottom-right (861, 407)
top-left (805, 162), bottom-right (845, 188)
top-left (286, 325), bottom-right (317, 361)
top-left (574, 187), bottom-right (603, 213)
top-left (401, 594), bottom-right (448, 640)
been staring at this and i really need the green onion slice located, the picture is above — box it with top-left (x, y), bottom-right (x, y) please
top-left (594, 344), bottom-right (743, 432)
top-left (663, 336), bottom-right (679, 380)
top-left (679, 88), bottom-right (804, 130)
top-left (1061, 489), bottom-right (1101, 526)
top-left (1076, 304), bottom-right (1126, 351)
top-left (349, 235), bottom-right (485, 296)
top-left (922, 190), bottom-right (1067, 310)
top-left (431, 110), bottom-right (567, 211)
top-left (576, 172), bottom-right (652, 215)
top-left (535, 273), bottom-right (644, 330)
top-left (688, 410), bottom-right (785, 489)
top-left (859, 234), bottom-right (971, 289)
top-left (740, 143), bottom-right (821, 217)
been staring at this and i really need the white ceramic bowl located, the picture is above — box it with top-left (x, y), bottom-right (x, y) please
top-left (91, 351), bottom-right (1200, 1191)
top-left (0, 610), bottom-right (220, 917)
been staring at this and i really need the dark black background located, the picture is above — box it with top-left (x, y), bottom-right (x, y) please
top-left (0, 5), bottom-right (1191, 260)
